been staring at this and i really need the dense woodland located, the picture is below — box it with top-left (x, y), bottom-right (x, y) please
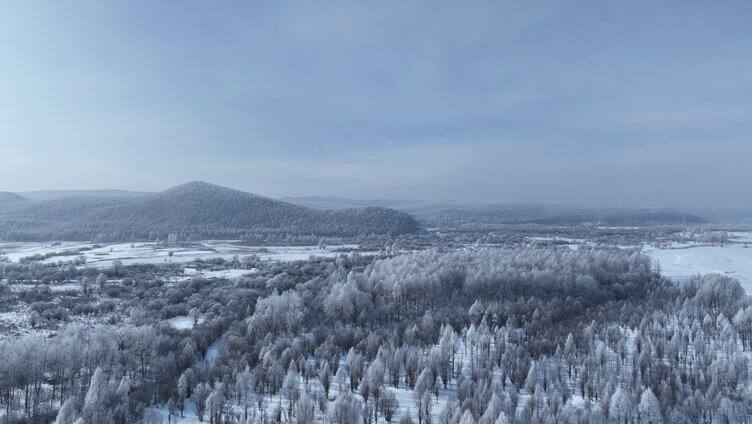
top-left (1, 246), bottom-right (751, 423)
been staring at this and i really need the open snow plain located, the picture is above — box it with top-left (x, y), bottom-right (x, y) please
top-left (643, 232), bottom-right (752, 291)
top-left (0, 240), bottom-right (367, 268)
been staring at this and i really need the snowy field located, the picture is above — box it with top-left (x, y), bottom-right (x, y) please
top-left (0, 241), bottom-right (368, 268)
top-left (527, 231), bottom-right (752, 293)
top-left (174, 267), bottom-right (259, 281)
top-left (165, 316), bottom-right (204, 330)
top-left (643, 232), bottom-right (752, 292)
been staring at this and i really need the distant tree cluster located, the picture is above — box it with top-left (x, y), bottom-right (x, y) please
top-left (415, 203), bottom-right (706, 229)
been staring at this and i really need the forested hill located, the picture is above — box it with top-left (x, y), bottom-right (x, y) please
top-left (0, 191), bottom-right (29, 204)
top-left (0, 181), bottom-right (420, 241)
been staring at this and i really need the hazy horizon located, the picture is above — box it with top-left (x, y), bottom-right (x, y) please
top-left (2, 1), bottom-right (751, 208)
top-left (6, 181), bottom-right (751, 212)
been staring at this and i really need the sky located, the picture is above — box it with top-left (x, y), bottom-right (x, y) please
top-left (1, 1), bottom-right (751, 208)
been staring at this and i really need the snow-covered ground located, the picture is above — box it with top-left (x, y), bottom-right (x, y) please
top-left (0, 241), bottom-right (368, 268)
top-left (643, 232), bottom-right (752, 292)
top-left (0, 242), bottom-right (93, 262)
top-left (164, 316), bottom-right (203, 330)
top-left (9, 282), bottom-right (80, 293)
top-left (175, 267), bottom-right (258, 281)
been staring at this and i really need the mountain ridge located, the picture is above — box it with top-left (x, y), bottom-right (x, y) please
top-left (0, 181), bottom-right (420, 241)
top-left (282, 195), bottom-right (707, 226)
top-left (0, 192), bottom-right (30, 204)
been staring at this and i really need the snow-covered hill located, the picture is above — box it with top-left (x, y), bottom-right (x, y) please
top-left (0, 181), bottom-right (420, 241)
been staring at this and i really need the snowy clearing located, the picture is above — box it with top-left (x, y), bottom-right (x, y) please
top-left (643, 231), bottom-right (752, 292)
top-left (0, 241), bottom-right (370, 268)
top-left (176, 267), bottom-right (258, 281)
top-left (165, 316), bottom-right (203, 330)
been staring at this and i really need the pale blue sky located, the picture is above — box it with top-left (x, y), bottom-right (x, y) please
top-left (1, 1), bottom-right (751, 207)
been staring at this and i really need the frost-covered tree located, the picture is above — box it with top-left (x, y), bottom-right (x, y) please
top-left (282, 366), bottom-right (301, 415)
top-left (319, 362), bottom-right (332, 398)
top-left (638, 388), bottom-right (663, 424)
top-left (459, 410), bottom-right (476, 424)
top-left (82, 367), bottom-right (110, 424)
top-left (608, 387), bottom-right (634, 424)
top-left (524, 361), bottom-right (538, 392)
top-left (379, 390), bottom-right (400, 423)
top-left (236, 367), bottom-right (255, 422)
top-left (400, 410), bottom-right (415, 424)
top-left (192, 382), bottom-right (211, 422)
top-left (327, 391), bottom-right (362, 424)
top-left (53, 398), bottom-right (78, 424)
top-left (296, 391), bottom-right (316, 423)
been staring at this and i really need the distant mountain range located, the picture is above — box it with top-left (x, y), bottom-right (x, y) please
top-left (0, 182), bottom-right (420, 241)
top-left (0, 185), bottom-right (710, 242)
top-left (406, 202), bottom-right (708, 227)
top-left (279, 195), bottom-right (426, 210)
top-left (283, 196), bottom-right (708, 227)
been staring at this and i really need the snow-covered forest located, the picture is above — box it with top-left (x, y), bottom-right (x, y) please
top-left (4, 0), bottom-right (752, 421)
top-left (2, 243), bottom-right (752, 423)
